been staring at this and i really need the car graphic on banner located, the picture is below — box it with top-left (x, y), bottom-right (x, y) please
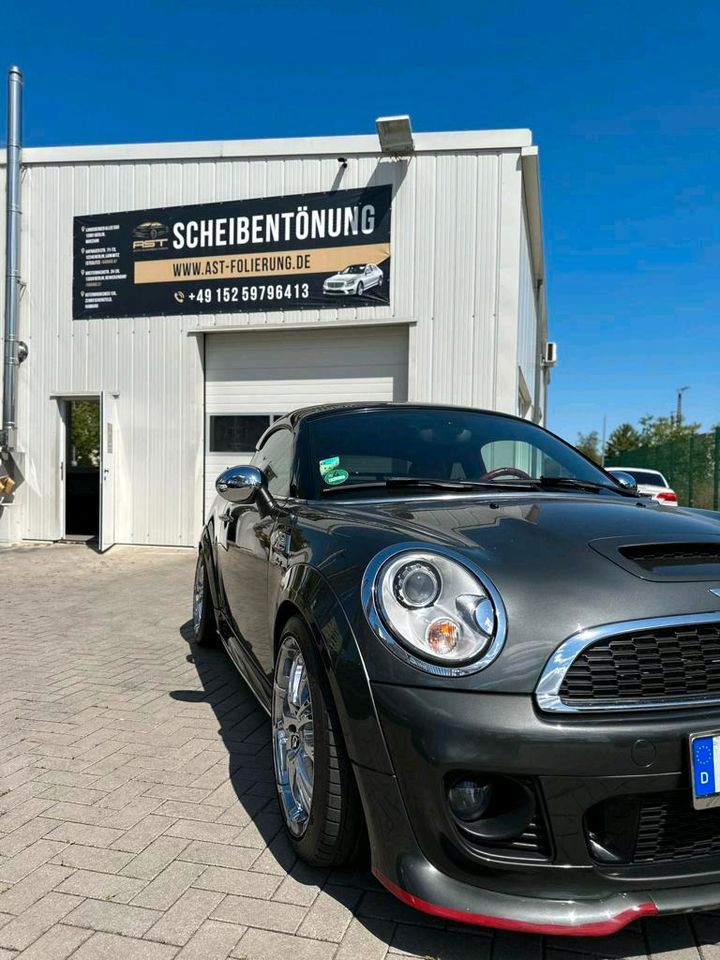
top-left (323, 263), bottom-right (384, 297)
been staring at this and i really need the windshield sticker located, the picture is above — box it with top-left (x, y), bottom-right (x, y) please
top-left (324, 468), bottom-right (349, 486)
top-left (319, 456), bottom-right (340, 477)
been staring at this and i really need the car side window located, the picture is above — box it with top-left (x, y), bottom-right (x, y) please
top-left (252, 429), bottom-right (293, 499)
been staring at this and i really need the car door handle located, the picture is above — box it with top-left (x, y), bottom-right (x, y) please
top-left (220, 509), bottom-right (234, 523)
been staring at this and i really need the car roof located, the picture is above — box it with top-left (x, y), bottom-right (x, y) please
top-left (607, 466), bottom-right (663, 475)
top-left (607, 467), bottom-right (667, 482)
top-left (275, 401), bottom-right (541, 430)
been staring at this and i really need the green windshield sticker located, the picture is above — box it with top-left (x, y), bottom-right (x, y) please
top-left (324, 468), bottom-right (349, 486)
top-left (319, 456), bottom-right (340, 477)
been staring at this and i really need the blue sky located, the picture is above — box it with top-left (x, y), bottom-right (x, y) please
top-left (2, 0), bottom-right (718, 445)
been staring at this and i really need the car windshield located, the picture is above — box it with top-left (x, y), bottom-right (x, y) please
top-left (305, 408), bottom-right (616, 496)
top-left (613, 469), bottom-right (667, 487)
top-left (340, 265), bottom-right (365, 274)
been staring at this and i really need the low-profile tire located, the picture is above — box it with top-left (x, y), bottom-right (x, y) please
top-left (272, 615), bottom-right (364, 866)
top-left (192, 551), bottom-right (218, 646)
top-left (356, 281), bottom-right (364, 296)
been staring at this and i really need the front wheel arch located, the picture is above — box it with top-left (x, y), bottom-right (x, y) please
top-left (274, 599), bottom-right (304, 662)
top-left (272, 565), bottom-right (395, 777)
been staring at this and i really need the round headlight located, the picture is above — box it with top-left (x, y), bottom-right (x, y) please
top-left (370, 549), bottom-right (504, 671)
top-left (393, 561), bottom-right (441, 608)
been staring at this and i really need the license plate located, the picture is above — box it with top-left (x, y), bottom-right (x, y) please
top-left (690, 732), bottom-right (720, 809)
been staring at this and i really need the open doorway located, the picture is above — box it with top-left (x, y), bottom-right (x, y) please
top-left (64, 398), bottom-right (100, 540)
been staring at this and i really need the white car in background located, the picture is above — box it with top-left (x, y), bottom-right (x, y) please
top-left (323, 263), bottom-right (383, 296)
top-left (607, 467), bottom-right (678, 505)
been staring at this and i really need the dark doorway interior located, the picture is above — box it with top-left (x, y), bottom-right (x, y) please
top-left (65, 399), bottom-right (100, 539)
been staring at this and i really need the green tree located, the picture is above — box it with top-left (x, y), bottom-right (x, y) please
top-left (576, 430), bottom-right (601, 464)
top-left (71, 401), bottom-right (100, 466)
top-left (638, 414), bottom-right (701, 446)
top-left (605, 423), bottom-right (641, 460)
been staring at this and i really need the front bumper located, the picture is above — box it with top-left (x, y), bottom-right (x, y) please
top-left (357, 684), bottom-right (720, 934)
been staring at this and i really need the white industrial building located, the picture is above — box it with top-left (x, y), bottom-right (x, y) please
top-left (0, 114), bottom-right (550, 550)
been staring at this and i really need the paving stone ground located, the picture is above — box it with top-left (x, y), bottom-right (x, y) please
top-left (0, 541), bottom-right (716, 959)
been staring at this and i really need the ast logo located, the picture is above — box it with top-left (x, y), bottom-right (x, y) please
top-left (132, 221), bottom-right (169, 251)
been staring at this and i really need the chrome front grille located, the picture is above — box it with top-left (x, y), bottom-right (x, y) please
top-left (536, 613), bottom-right (720, 713)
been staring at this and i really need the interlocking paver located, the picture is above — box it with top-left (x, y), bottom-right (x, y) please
top-left (335, 917), bottom-right (394, 960)
top-left (131, 861), bottom-right (206, 911)
top-left (175, 919), bottom-right (245, 959)
top-left (155, 801), bottom-right (221, 824)
top-left (389, 923), bottom-right (493, 959)
top-left (178, 841), bottom-right (260, 871)
top-left (296, 883), bottom-right (362, 942)
top-left (71, 931), bottom-right (179, 959)
top-left (196, 866), bottom-right (281, 900)
top-left (12, 922), bottom-right (92, 960)
top-left (0, 864), bottom-right (73, 915)
top-left (44, 822), bottom-right (124, 848)
top-left (0, 542), bottom-right (701, 960)
top-left (112, 815), bottom-right (174, 854)
top-left (491, 930), bottom-right (543, 960)
top-left (0, 892), bottom-right (83, 951)
top-left (145, 888), bottom-right (224, 946)
top-left (232, 927), bottom-right (337, 959)
top-left (212, 893), bottom-right (306, 933)
top-left (0, 818), bottom-right (57, 859)
top-left (54, 869), bottom-right (147, 904)
top-left (51, 843), bottom-right (135, 874)
top-left (0, 840), bottom-right (68, 884)
top-left (165, 819), bottom-right (242, 845)
top-left (122, 836), bottom-right (190, 881)
top-left (64, 899), bottom-right (163, 938)
top-left (645, 917), bottom-right (701, 960)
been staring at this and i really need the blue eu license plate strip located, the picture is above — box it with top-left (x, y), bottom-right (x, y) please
top-left (690, 732), bottom-right (720, 809)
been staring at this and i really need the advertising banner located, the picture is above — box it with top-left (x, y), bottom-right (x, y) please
top-left (73, 185), bottom-right (392, 320)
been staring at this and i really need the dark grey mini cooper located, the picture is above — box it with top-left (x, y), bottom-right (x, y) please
top-left (192, 402), bottom-right (720, 936)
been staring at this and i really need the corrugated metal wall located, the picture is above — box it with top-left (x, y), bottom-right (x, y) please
top-left (5, 144), bottom-right (535, 546)
top-left (517, 199), bottom-right (539, 417)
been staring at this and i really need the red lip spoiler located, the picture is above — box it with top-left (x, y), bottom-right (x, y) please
top-left (372, 868), bottom-right (658, 937)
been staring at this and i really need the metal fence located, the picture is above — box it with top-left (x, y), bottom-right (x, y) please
top-left (606, 428), bottom-right (720, 509)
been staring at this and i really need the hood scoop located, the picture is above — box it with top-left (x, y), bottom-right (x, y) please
top-left (590, 537), bottom-right (720, 582)
top-left (621, 543), bottom-right (720, 578)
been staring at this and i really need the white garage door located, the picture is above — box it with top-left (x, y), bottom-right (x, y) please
top-left (204, 325), bottom-right (409, 511)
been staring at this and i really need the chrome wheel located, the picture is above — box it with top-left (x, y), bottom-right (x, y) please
top-left (193, 557), bottom-right (205, 635)
top-left (273, 636), bottom-right (314, 836)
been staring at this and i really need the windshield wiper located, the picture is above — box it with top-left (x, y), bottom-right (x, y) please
top-left (321, 477), bottom-right (492, 495)
top-left (537, 476), bottom-right (641, 497)
top-left (480, 475), bottom-right (640, 497)
top-left (321, 475), bottom-right (641, 498)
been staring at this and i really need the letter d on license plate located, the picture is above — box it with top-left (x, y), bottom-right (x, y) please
top-left (690, 732), bottom-right (720, 810)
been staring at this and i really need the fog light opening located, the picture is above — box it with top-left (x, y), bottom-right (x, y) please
top-left (447, 774), bottom-right (536, 842)
top-left (447, 778), bottom-right (493, 822)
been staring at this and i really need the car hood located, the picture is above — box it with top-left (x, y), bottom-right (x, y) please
top-left (325, 273), bottom-right (356, 282)
top-left (312, 493), bottom-right (720, 692)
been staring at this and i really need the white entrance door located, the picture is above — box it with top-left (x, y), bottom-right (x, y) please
top-left (99, 392), bottom-right (118, 552)
top-left (203, 325), bottom-right (409, 513)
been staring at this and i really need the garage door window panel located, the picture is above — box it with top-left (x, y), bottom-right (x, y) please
top-left (209, 415), bottom-right (286, 454)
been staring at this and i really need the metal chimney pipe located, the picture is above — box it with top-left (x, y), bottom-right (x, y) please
top-left (1, 65), bottom-right (23, 453)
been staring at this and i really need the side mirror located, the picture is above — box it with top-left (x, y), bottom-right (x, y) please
top-left (216, 465), bottom-right (266, 504)
top-left (610, 471), bottom-right (638, 493)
